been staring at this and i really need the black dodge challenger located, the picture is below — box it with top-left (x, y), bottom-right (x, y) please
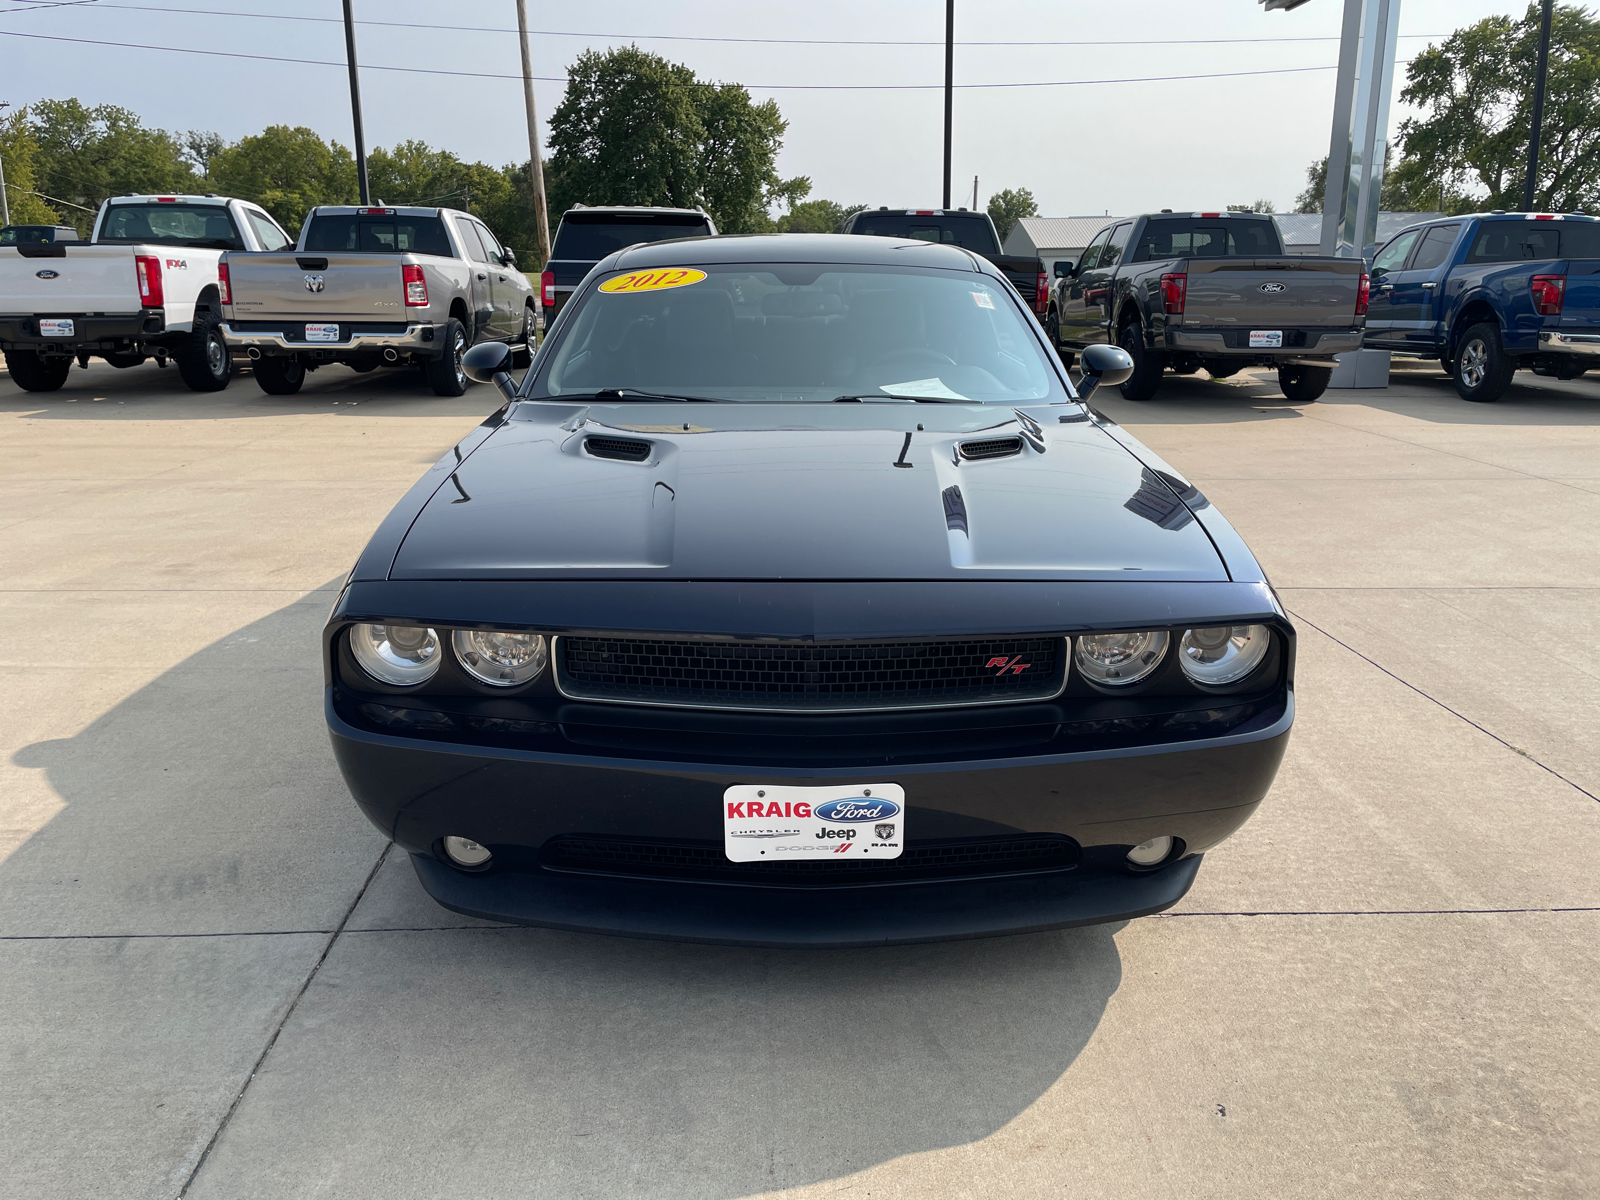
top-left (325, 234), bottom-right (1293, 947)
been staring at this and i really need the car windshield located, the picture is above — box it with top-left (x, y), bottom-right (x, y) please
top-left (552, 217), bottom-right (712, 261)
top-left (531, 262), bottom-right (1069, 405)
top-left (302, 214), bottom-right (452, 255)
top-left (97, 203), bottom-right (243, 249)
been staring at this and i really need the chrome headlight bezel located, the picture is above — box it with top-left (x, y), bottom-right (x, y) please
top-left (1178, 625), bottom-right (1272, 687)
top-left (451, 629), bottom-right (549, 688)
top-left (348, 622), bottom-right (443, 687)
top-left (1072, 629), bottom-right (1171, 689)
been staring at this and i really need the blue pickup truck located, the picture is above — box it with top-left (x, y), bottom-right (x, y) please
top-left (1363, 212), bottom-right (1600, 402)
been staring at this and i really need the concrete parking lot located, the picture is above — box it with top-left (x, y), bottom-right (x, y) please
top-left (3, 358), bottom-right (1597, 1199)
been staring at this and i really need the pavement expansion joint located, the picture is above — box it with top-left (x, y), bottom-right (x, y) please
top-left (175, 840), bottom-right (394, 1198)
top-left (1287, 608), bottom-right (1600, 807)
top-left (1161, 907), bottom-right (1600, 918)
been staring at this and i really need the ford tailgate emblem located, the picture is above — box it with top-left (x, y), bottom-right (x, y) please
top-left (304, 274), bottom-right (325, 292)
top-left (1258, 281), bottom-right (1287, 294)
top-left (36, 270), bottom-right (59, 279)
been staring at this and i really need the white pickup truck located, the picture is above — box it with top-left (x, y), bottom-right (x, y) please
top-left (0, 193), bottom-right (292, 393)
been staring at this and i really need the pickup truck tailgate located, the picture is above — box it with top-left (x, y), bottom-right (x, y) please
top-left (224, 253), bottom-right (405, 321)
top-left (0, 246), bottom-right (140, 313)
top-left (1559, 260), bottom-right (1600, 331)
top-left (1182, 258), bottom-right (1365, 327)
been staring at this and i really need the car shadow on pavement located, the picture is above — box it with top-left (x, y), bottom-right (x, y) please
top-left (6, 590), bottom-right (1124, 1196)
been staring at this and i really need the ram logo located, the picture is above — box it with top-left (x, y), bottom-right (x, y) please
top-left (304, 274), bottom-right (325, 293)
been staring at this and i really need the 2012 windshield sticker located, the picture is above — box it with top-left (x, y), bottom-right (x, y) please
top-left (723, 783), bottom-right (905, 862)
top-left (599, 268), bottom-right (708, 295)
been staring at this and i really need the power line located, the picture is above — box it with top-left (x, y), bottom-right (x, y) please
top-left (0, 2), bottom-right (1449, 49)
top-left (0, 29), bottom-right (1358, 90)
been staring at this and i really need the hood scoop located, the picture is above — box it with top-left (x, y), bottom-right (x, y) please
top-left (957, 435), bottom-right (1024, 461)
top-left (585, 435), bottom-right (653, 462)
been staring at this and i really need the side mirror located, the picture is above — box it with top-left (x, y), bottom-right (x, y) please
top-left (1054, 261), bottom-right (1073, 278)
top-left (462, 340), bottom-right (517, 400)
top-left (1075, 343), bottom-right (1134, 402)
top-left (501, 246), bottom-right (517, 266)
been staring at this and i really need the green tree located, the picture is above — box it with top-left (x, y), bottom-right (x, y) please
top-left (1293, 145), bottom-right (1416, 215)
top-left (776, 199), bottom-right (865, 233)
top-left (28, 99), bottom-right (197, 233)
top-left (986, 187), bottom-right (1038, 243)
top-left (208, 125), bottom-right (357, 234)
top-left (546, 46), bottom-right (807, 232)
top-left (1395, 4), bottom-right (1600, 213)
top-left (1228, 199), bottom-right (1276, 213)
top-left (1, 105), bottom-right (64, 225)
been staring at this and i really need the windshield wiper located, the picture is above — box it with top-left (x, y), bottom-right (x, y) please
top-left (832, 394), bottom-right (966, 404)
top-left (570, 388), bottom-right (730, 403)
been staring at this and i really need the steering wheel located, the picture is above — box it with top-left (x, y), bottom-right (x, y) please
top-left (870, 347), bottom-right (958, 369)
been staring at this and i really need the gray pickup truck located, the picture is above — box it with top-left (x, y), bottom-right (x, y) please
top-left (220, 205), bottom-right (536, 396)
top-left (1048, 211), bottom-right (1368, 401)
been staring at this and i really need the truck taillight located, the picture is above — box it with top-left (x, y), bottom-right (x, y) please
top-left (1160, 272), bottom-right (1187, 315)
top-left (1355, 272), bottom-right (1370, 316)
top-left (135, 255), bottom-right (164, 308)
top-left (541, 270), bottom-right (556, 306)
top-left (1035, 270), bottom-right (1048, 314)
top-left (402, 264), bottom-right (428, 307)
top-left (217, 261), bottom-right (231, 305)
top-left (1531, 273), bottom-right (1566, 315)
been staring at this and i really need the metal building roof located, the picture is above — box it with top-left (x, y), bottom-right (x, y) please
top-left (1273, 211), bottom-right (1445, 247)
top-left (1003, 216), bottom-right (1126, 256)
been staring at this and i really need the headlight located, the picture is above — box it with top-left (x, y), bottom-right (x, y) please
top-left (349, 623), bottom-right (441, 686)
top-left (1074, 630), bottom-right (1169, 687)
top-left (1179, 625), bottom-right (1271, 686)
top-left (452, 629), bottom-right (548, 687)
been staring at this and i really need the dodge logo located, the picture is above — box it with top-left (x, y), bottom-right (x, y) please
top-left (1258, 281), bottom-right (1287, 294)
top-left (304, 274), bottom-right (325, 293)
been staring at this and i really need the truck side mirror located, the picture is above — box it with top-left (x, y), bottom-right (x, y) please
top-left (1075, 343), bottom-right (1134, 402)
top-left (501, 246), bottom-right (517, 266)
top-left (1054, 261), bottom-right (1073, 278)
top-left (462, 340), bottom-right (517, 400)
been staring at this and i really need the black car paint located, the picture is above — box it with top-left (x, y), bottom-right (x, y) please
top-left (327, 234), bottom-right (1294, 946)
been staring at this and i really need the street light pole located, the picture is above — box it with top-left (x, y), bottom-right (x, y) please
top-left (342, 0), bottom-right (371, 206)
top-left (0, 101), bottom-right (11, 227)
top-left (1523, 0), bottom-right (1554, 212)
top-left (942, 0), bottom-right (953, 209)
top-left (516, 0), bottom-right (552, 270)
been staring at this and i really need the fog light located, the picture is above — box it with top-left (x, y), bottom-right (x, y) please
top-left (1127, 835), bottom-right (1174, 867)
top-left (442, 835), bottom-right (491, 868)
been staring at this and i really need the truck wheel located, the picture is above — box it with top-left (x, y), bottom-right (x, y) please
top-left (253, 356), bottom-right (305, 396)
top-left (1045, 308), bottom-right (1061, 347)
top-left (175, 311), bottom-right (233, 392)
top-left (3, 350), bottom-right (72, 393)
top-left (1453, 322), bottom-right (1515, 402)
top-left (426, 319), bottom-right (471, 397)
top-left (1117, 323), bottom-right (1163, 401)
top-left (1277, 364), bottom-right (1331, 402)
top-left (512, 306), bottom-right (537, 369)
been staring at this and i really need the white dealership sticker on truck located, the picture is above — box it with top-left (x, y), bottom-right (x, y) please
top-left (723, 783), bottom-right (905, 862)
top-left (1249, 330), bottom-right (1283, 348)
top-left (39, 319), bottom-right (75, 337)
top-left (305, 323), bottom-right (340, 342)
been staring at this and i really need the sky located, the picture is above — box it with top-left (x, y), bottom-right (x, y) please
top-left (0, 0), bottom-right (1524, 217)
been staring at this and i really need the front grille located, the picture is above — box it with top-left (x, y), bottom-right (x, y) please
top-left (585, 435), bottom-right (652, 461)
top-left (957, 436), bottom-right (1024, 460)
top-left (557, 636), bottom-right (1064, 711)
top-left (541, 833), bottom-right (1081, 886)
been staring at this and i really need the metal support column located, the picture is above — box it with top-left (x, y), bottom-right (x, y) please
top-left (342, 0), bottom-right (371, 206)
top-left (1318, 0), bottom-right (1402, 259)
top-left (942, 0), bottom-right (954, 209)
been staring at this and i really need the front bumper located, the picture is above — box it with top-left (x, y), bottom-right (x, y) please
top-left (328, 689), bottom-right (1290, 946)
top-left (219, 321), bottom-right (437, 357)
top-left (0, 310), bottom-right (160, 351)
top-left (1165, 327), bottom-right (1361, 358)
top-left (1539, 330), bottom-right (1600, 359)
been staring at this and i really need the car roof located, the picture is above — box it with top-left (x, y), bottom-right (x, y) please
top-left (562, 205), bottom-right (709, 218)
top-left (106, 194), bottom-right (233, 207)
top-left (613, 232), bottom-right (988, 273)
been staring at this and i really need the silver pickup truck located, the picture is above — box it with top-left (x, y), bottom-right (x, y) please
top-left (220, 205), bottom-right (536, 396)
top-left (1048, 211), bottom-right (1368, 402)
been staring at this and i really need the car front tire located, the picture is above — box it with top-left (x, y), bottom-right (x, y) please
top-left (426, 319), bottom-right (471, 397)
top-left (512, 305), bottom-right (537, 369)
top-left (1277, 364), bottom-right (1332, 402)
top-left (1117, 322), bottom-right (1163, 401)
top-left (176, 311), bottom-right (233, 392)
top-left (1453, 322), bottom-right (1515, 402)
top-left (253, 356), bottom-right (305, 396)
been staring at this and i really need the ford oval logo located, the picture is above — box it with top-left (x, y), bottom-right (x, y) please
top-left (36, 270), bottom-right (59, 280)
top-left (815, 797), bottom-right (901, 822)
top-left (1258, 281), bottom-right (1287, 294)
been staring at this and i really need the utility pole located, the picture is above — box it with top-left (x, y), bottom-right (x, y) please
top-left (1523, 0), bottom-right (1554, 212)
top-left (972, 175), bottom-right (978, 211)
top-left (942, 0), bottom-right (954, 209)
top-left (0, 102), bottom-right (11, 227)
top-left (342, 0), bottom-right (371, 206)
top-left (516, 0), bottom-right (552, 269)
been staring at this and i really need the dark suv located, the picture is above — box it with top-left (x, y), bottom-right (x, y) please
top-left (541, 206), bottom-right (717, 319)
top-left (841, 207), bottom-right (1048, 320)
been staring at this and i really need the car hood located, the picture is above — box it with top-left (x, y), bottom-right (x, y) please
top-left (389, 404), bottom-right (1227, 582)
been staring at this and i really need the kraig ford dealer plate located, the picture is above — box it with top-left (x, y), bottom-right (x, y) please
top-left (723, 783), bottom-right (905, 863)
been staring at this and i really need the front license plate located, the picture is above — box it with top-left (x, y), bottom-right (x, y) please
top-left (723, 783), bottom-right (905, 862)
top-left (305, 323), bottom-right (340, 342)
top-left (39, 319), bottom-right (74, 337)
top-left (1249, 329), bottom-right (1283, 348)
